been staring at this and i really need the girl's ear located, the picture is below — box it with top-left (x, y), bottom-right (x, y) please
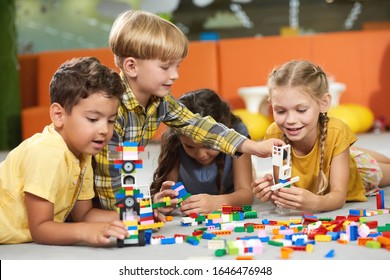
top-left (122, 57), bottom-right (137, 78)
top-left (320, 92), bottom-right (332, 113)
top-left (50, 103), bottom-right (65, 128)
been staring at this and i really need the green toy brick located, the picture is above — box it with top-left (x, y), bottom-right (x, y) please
top-left (215, 249), bottom-right (226, 257)
top-left (268, 240), bottom-right (284, 247)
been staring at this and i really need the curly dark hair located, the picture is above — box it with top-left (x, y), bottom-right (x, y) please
top-left (49, 56), bottom-right (124, 113)
top-left (150, 88), bottom-right (242, 196)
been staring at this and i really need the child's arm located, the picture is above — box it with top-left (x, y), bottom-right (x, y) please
top-left (272, 150), bottom-right (349, 212)
top-left (25, 193), bottom-right (128, 245)
top-left (169, 99), bottom-right (284, 159)
top-left (180, 153), bottom-right (253, 215)
top-left (238, 138), bottom-right (285, 158)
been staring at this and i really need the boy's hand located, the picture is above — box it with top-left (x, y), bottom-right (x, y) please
top-left (240, 138), bottom-right (285, 158)
top-left (84, 220), bottom-right (129, 245)
top-left (256, 138), bottom-right (285, 157)
top-left (252, 173), bottom-right (274, 202)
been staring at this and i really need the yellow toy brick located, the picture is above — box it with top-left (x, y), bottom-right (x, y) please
top-left (306, 243), bottom-right (314, 253)
top-left (314, 234), bottom-right (332, 242)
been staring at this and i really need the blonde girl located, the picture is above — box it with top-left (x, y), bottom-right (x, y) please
top-left (253, 60), bottom-right (390, 212)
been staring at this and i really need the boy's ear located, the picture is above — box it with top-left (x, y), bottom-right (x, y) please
top-left (50, 103), bottom-right (65, 128)
top-left (122, 57), bottom-right (137, 77)
top-left (320, 92), bottom-right (332, 113)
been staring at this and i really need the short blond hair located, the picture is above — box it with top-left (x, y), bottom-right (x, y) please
top-left (109, 10), bottom-right (188, 68)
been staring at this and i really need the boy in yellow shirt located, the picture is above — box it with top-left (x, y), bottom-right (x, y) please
top-left (0, 57), bottom-right (129, 245)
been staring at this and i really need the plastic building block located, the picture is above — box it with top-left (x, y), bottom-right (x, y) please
top-left (376, 189), bottom-right (385, 209)
top-left (271, 145), bottom-right (300, 191)
top-left (306, 244), bottom-right (314, 253)
top-left (215, 249), bottom-right (226, 257)
top-left (281, 247), bottom-right (294, 259)
top-left (268, 240), bottom-right (284, 247)
top-left (324, 249), bottom-right (335, 258)
top-left (236, 255), bottom-right (254, 260)
top-left (171, 181), bottom-right (191, 204)
top-left (365, 240), bottom-right (381, 249)
top-left (208, 239), bottom-right (226, 249)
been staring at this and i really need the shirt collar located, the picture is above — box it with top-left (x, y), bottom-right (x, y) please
top-left (120, 71), bottom-right (164, 114)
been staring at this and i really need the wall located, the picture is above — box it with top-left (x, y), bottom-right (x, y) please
top-left (218, 30), bottom-right (390, 125)
top-left (18, 29), bottom-right (390, 141)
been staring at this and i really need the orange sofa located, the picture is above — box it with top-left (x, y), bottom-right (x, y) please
top-left (19, 29), bottom-right (390, 140)
top-left (19, 41), bottom-right (219, 140)
top-left (218, 29), bottom-right (390, 119)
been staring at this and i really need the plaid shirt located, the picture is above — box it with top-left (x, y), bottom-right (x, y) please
top-left (94, 74), bottom-right (247, 210)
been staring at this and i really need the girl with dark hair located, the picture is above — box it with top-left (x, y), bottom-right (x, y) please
top-left (152, 89), bottom-right (254, 215)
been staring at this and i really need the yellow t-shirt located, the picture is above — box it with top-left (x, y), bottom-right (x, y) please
top-left (0, 124), bottom-right (94, 244)
top-left (264, 117), bottom-right (367, 202)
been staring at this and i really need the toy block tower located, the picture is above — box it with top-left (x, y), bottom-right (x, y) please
top-left (112, 142), bottom-right (164, 247)
top-left (271, 144), bottom-right (300, 191)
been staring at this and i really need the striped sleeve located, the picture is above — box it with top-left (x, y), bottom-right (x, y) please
top-left (163, 95), bottom-right (247, 156)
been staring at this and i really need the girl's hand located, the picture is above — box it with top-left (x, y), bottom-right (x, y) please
top-left (252, 173), bottom-right (274, 202)
top-left (83, 220), bottom-right (129, 245)
top-left (179, 194), bottom-right (217, 215)
top-left (153, 181), bottom-right (179, 219)
top-left (271, 186), bottom-right (320, 212)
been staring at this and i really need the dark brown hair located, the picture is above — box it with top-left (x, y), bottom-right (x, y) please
top-left (150, 88), bottom-right (242, 196)
top-left (50, 56), bottom-right (124, 113)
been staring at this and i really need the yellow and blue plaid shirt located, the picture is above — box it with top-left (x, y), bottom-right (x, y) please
top-left (94, 74), bottom-right (247, 210)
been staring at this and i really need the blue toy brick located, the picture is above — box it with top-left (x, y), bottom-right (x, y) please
top-left (325, 249), bottom-right (335, 258)
top-left (161, 237), bottom-right (176, 245)
top-left (295, 238), bottom-right (306, 245)
top-left (134, 193), bottom-right (144, 199)
top-left (284, 234), bottom-right (293, 240)
top-left (349, 225), bottom-right (359, 241)
top-left (349, 209), bottom-right (362, 216)
top-left (302, 213), bottom-right (318, 220)
top-left (380, 189), bottom-right (385, 208)
top-left (127, 225), bottom-right (138, 231)
top-left (240, 236), bottom-right (259, 240)
top-left (326, 231), bottom-right (340, 241)
top-left (186, 237), bottom-right (200, 246)
top-left (139, 212), bottom-right (153, 219)
top-left (202, 232), bottom-right (217, 240)
top-left (259, 236), bottom-right (270, 242)
top-left (145, 230), bottom-right (152, 244)
top-left (123, 142), bottom-right (138, 147)
top-left (115, 193), bottom-right (126, 199)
